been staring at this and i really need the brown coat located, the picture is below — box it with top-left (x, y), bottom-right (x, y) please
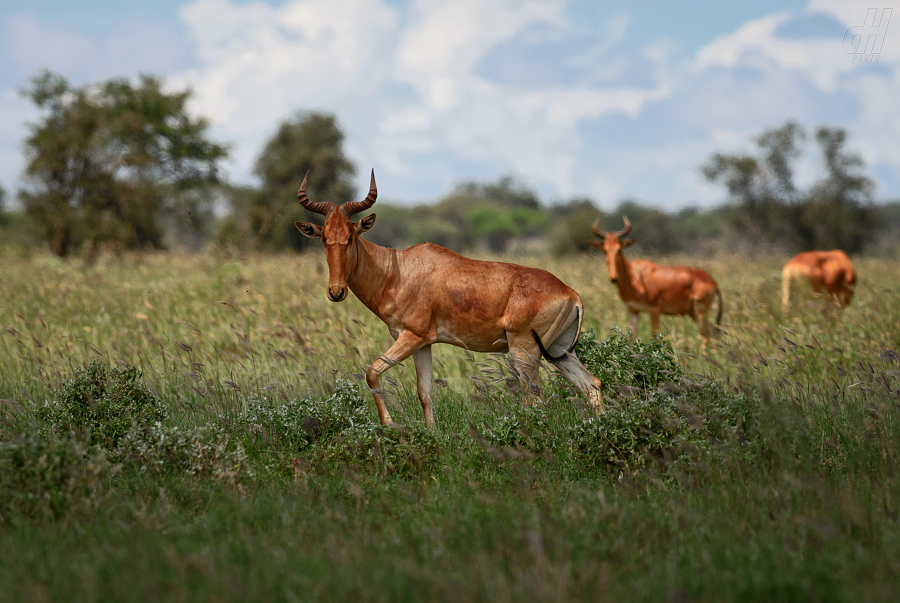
top-left (589, 217), bottom-right (722, 344)
top-left (782, 250), bottom-right (856, 308)
top-left (295, 171), bottom-right (603, 428)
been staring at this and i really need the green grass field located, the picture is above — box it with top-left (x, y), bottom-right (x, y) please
top-left (1, 248), bottom-right (899, 602)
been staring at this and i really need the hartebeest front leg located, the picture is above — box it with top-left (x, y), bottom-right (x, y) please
top-left (413, 345), bottom-right (435, 429)
top-left (365, 331), bottom-right (427, 426)
top-left (628, 311), bottom-right (640, 340)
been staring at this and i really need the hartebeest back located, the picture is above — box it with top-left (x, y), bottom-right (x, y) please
top-left (294, 170), bottom-right (603, 429)
top-left (782, 250), bottom-right (856, 308)
top-left (588, 217), bottom-right (722, 345)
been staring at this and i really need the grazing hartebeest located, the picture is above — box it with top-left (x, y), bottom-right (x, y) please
top-left (588, 217), bottom-right (722, 345)
top-left (294, 170), bottom-right (603, 429)
top-left (781, 250), bottom-right (856, 309)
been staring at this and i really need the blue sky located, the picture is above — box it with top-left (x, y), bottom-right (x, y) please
top-left (1, 0), bottom-right (897, 208)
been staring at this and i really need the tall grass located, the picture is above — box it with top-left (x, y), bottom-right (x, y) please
top-left (0, 247), bottom-right (898, 601)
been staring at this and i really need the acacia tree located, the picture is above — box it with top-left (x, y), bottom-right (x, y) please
top-left (226, 111), bottom-right (356, 250)
top-left (701, 121), bottom-right (873, 253)
top-left (19, 71), bottom-right (228, 257)
top-left (799, 127), bottom-right (874, 251)
top-left (701, 121), bottom-right (806, 247)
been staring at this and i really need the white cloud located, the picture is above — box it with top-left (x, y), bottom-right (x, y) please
top-left (172, 0), bottom-right (677, 197)
top-left (2, 0), bottom-right (899, 207)
top-left (697, 10), bottom-right (855, 91)
top-left (395, 0), bottom-right (565, 109)
top-left (685, 0), bottom-right (900, 200)
top-left (0, 8), bottom-right (194, 197)
top-left (178, 0), bottom-right (398, 128)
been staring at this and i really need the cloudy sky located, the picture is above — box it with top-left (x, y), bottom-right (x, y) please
top-left (0, 0), bottom-right (897, 208)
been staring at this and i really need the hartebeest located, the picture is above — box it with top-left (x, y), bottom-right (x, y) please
top-left (294, 171), bottom-right (603, 429)
top-left (781, 250), bottom-right (856, 308)
top-left (588, 217), bottom-right (722, 345)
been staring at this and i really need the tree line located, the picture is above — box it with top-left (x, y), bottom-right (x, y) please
top-left (5, 70), bottom-right (899, 258)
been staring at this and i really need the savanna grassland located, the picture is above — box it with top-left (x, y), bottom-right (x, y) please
top-left (1, 246), bottom-right (899, 602)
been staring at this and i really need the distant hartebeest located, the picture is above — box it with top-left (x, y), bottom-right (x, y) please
top-left (294, 171), bottom-right (603, 429)
top-left (588, 217), bottom-right (722, 345)
top-left (781, 250), bottom-right (856, 309)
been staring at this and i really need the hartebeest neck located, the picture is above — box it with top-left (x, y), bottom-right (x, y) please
top-left (345, 237), bottom-right (398, 318)
top-left (613, 251), bottom-right (640, 297)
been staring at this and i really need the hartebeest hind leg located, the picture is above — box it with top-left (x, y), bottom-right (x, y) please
top-left (546, 353), bottom-right (604, 413)
top-left (506, 332), bottom-right (543, 396)
top-left (694, 308), bottom-right (711, 348)
top-left (529, 311), bottom-right (604, 414)
top-left (781, 269), bottom-right (796, 308)
top-left (413, 345), bottom-right (435, 429)
top-left (366, 331), bottom-right (427, 426)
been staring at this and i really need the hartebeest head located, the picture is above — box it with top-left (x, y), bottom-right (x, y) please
top-left (587, 216), bottom-right (635, 283)
top-left (294, 170), bottom-right (378, 302)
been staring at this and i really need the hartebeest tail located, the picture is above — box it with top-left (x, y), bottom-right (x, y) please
top-left (782, 250), bottom-right (856, 308)
top-left (531, 307), bottom-right (581, 362)
top-left (295, 170), bottom-right (604, 429)
top-left (715, 288), bottom-right (723, 327)
top-left (589, 216), bottom-right (722, 346)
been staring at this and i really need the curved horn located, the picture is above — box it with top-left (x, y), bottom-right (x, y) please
top-left (615, 216), bottom-right (632, 238)
top-left (591, 218), bottom-right (605, 240)
top-left (340, 169), bottom-right (377, 218)
top-left (297, 171), bottom-right (336, 216)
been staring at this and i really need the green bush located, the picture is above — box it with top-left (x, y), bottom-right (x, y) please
top-left (0, 436), bottom-right (112, 522)
top-left (479, 405), bottom-right (555, 453)
top-left (319, 423), bottom-right (440, 477)
top-left (39, 361), bottom-right (167, 449)
top-left (223, 379), bottom-right (440, 477)
top-left (230, 379), bottom-right (370, 458)
top-left (116, 422), bottom-right (250, 482)
top-left (570, 380), bottom-right (763, 479)
top-left (569, 329), bottom-right (682, 395)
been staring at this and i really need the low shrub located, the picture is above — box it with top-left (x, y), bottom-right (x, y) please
top-left (570, 380), bottom-right (764, 479)
top-left (35, 361), bottom-right (248, 484)
top-left (223, 379), bottom-right (438, 477)
top-left (569, 329), bottom-right (682, 395)
top-left (38, 361), bottom-right (167, 449)
top-left (318, 423), bottom-right (440, 478)
top-left (479, 405), bottom-right (555, 453)
top-left (229, 379), bottom-right (370, 458)
top-left (116, 422), bottom-right (250, 482)
top-left (0, 435), bottom-right (112, 522)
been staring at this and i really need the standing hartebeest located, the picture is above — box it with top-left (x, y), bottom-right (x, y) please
top-left (588, 217), bottom-right (722, 345)
top-left (294, 170), bottom-right (603, 429)
top-left (781, 250), bottom-right (856, 309)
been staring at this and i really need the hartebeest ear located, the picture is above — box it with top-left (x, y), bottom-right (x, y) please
top-left (355, 213), bottom-right (376, 235)
top-left (295, 222), bottom-right (324, 238)
top-left (622, 239), bottom-right (637, 248)
top-left (586, 240), bottom-right (604, 249)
